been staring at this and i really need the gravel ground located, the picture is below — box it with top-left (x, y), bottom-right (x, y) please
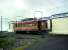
top-left (11, 34), bottom-right (44, 50)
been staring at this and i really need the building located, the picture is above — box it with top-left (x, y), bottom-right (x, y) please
top-left (50, 12), bottom-right (68, 34)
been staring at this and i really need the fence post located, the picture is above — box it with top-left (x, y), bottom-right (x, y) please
top-left (1, 16), bottom-right (2, 32)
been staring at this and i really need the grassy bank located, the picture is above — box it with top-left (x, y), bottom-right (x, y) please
top-left (0, 32), bottom-right (16, 49)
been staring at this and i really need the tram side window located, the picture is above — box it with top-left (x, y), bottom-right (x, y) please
top-left (22, 24), bottom-right (33, 27)
top-left (15, 23), bottom-right (22, 27)
top-left (41, 21), bottom-right (47, 29)
top-left (22, 24), bottom-right (27, 27)
top-left (32, 22), bottom-right (37, 26)
top-left (18, 24), bottom-right (22, 27)
top-left (22, 22), bottom-right (38, 27)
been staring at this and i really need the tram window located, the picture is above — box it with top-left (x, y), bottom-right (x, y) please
top-left (22, 24), bottom-right (33, 27)
top-left (41, 22), bottom-right (47, 28)
top-left (15, 23), bottom-right (22, 27)
top-left (32, 22), bottom-right (38, 26)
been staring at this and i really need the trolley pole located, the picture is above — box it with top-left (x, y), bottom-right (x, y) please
top-left (1, 16), bottom-right (2, 32)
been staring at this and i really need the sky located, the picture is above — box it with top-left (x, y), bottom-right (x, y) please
top-left (0, 0), bottom-right (68, 31)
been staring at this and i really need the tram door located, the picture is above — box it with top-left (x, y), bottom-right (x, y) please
top-left (41, 21), bottom-right (48, 30)
top-left (38, 21), bottom-right (41, 30)
top-left (38, 20), bottom-right (48, 31)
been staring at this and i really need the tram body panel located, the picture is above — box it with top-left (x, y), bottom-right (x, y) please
top-left (14, 21), bottom-right (38, 31)
top-left (13, 20), bottom-right (48, 33)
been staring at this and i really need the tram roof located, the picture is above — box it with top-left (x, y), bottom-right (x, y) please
top-left (21, 18), bottom-right (37, 21)
top-left (39, 17), bottom-right (50, 20)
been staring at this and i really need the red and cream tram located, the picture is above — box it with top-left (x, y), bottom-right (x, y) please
top-left (12, 18), bottom-right (50, 34)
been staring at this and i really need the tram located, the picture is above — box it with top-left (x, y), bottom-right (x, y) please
top-left (12, 18), bottom-right (50, 34)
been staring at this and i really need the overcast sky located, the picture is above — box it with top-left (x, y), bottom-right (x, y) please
top-left (0, 0), bottom-right (68, 31)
